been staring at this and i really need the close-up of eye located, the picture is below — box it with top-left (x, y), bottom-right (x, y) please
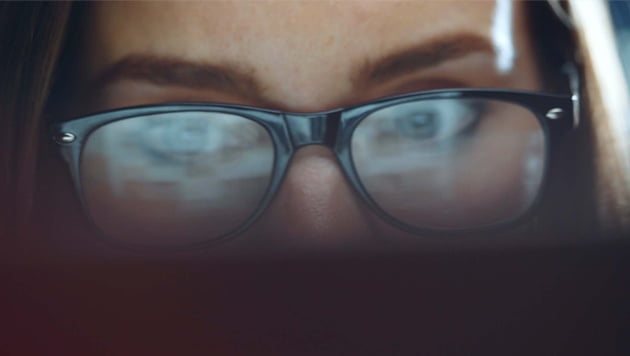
top-left (357, 98), bottom-right (485, 147)
top-left (1, 0), bottom-right (629, 354)
top-left (391, 100), bottom-right (484, 141)
top-left (142, 116), bottom-right (213, 159)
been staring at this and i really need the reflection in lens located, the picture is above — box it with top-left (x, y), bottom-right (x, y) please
top-left (81, 112), bottom-right (275, 246)
top-left (351, 98), bottom-right (545, 230)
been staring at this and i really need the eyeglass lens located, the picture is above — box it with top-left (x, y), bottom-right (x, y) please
top-left (79, 98), bottom-right (545, 246)
top-left (81, 112), bottom-right (275, 246)
top-left (351, 98), bottom-right (545, 230)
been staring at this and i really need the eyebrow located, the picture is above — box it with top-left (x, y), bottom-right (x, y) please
top-left (88, 56), bottom-right (264, 101)
top-left (356, 33), bottom-right (494, 86)
top-left (88, 33), bottom-right (494, 101)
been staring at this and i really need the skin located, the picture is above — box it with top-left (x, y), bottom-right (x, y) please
top-left (59, 0), bottom-right (543, 252)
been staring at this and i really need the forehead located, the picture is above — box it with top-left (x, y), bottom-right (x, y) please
top-left (78, 1), bottom-right (535, 112)
top-left (87, 1), bottom-right (499, 68)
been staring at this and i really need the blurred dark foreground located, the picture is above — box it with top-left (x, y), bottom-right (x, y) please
top-left (1, 235), bottom-right (629, 355)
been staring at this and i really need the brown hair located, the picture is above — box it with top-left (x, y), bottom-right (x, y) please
top-left (0, 3), bottom-right (72, 237)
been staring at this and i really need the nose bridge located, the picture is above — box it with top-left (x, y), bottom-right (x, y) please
top-left (284, 112), bottom-right (341, 148)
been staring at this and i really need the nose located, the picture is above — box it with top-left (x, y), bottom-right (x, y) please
top-left (252, 145), bottom-right (377, 249)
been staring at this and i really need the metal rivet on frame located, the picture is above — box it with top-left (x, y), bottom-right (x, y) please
top-left (55, 132), bottom-right (76, 144)
top-left (545, 108), bottom-right (564, 120)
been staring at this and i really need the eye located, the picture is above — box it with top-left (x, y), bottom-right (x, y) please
top-left (129, 113), bottom-right (269, 164)
top-left (141, 116), bottom-right (219, 162)
top-left (394, 109), bottom-right (439, 139)
top-left (392, 99), bottom-right (485, 141)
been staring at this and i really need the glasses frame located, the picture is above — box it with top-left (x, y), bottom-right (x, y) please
top-left (51, 89), bottom-right (576, 248)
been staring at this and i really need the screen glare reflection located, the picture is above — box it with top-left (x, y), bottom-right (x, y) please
top-left (351, 99), bottom-right (544, 229)
top-left (81, 113), bottom-right (275, 245)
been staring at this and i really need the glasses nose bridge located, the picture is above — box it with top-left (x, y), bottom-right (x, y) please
top-left (283, 111), bottom-right (342, 149)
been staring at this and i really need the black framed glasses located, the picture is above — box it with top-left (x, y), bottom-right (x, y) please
top-left (51, 89), bottom-right (577, 248)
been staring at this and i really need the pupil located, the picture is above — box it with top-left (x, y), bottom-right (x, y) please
top-left (162, 121), bottom-right (207, 155)
top-left (398, 112), bottom-right (438, 139)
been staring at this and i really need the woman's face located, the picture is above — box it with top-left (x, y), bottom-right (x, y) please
top-left (52, 1), bottom-right (545, 253)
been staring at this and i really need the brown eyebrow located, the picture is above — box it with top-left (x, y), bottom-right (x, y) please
top-left (88, 55), bottom-right (264, 100)
top-left (87, 33), bottom-right (494, 104)
top-left (355, 33), bottom-right (495, 86)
